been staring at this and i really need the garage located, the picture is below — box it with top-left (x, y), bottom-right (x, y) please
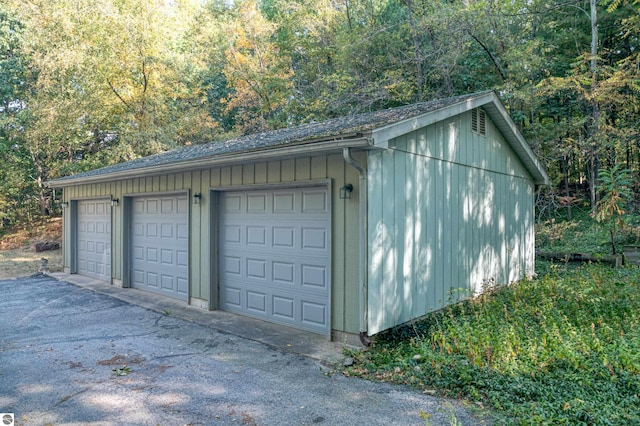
top-left (76, 199), bottom-right (111, 281)
top-left (51, 92), bottom-right (549, 342)
top-left (130, 195), bottom-right (189, 301)
top-left (219, 187), bottom-right (331, 335)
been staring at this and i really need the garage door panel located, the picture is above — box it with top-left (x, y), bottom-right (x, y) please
top-left (223, 225), bottom-right (241, 244)
top-left (161, 224), bottom-right (173, 238)
top-left (273, 261), bottom-right (294, 284)
top-left (133, 269), bottom-right (145, 285)
top-left (177, 251), bottom-right (188, 267)
top-left (146, 272), bottom-right (158, 287)
top-left (224, 286), bottom-right (242, 307)
top-left (301, 264), bottom-right (327, 289)
top-left (177, 277), bottom-right (188, 294)
top-left (302, 301), bottom-right (326, 326)
top-left (273, 296), bottom-right (294, 319)
top-left (247, 226), bottom-right (266, 246)
top-left (302, 227), bottom-right (327, 250)
top-left (273, 227), bottom-right (295, 248)
top-left (133, 199), bottom-right (145, 213)
top-left (177, 223), bottom-right (189, 239)
top-left (223, 256), bottom-right (242, 275)
top-left (77, 200), bottom-right (111, 282)
top-left (224, 194), bottom-right (242, 212)
top-left (247, 258), bottom-right (266, 279)
top-left (273, 192), bottom-right (295, 213)
top-left (161, 198), bottom-right (174, 213)
top-left (302, 191), bottom-right (328, 213)
top-left (219, 187), bottom-right (330, 335)
top-left (247, 291), bottom-right (266, 313)
top-left (160, 249), bottom-right (172, 265)
top-left (247, 193), bottom-right (267, 212)
top-left (147, 199), bottom-right (159, 213)
top-left (161, 274), bottom-right (174, 290)
top-left (131, 195), bottom-right (189, 301)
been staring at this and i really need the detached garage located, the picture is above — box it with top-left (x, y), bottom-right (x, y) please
top-left (49, 91), bottom-right (549, 344)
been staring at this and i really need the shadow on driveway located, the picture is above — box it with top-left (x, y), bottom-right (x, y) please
top-left (0, 274), bottom-right (487, 425)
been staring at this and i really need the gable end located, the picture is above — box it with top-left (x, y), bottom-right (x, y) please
top-left (471, 108), bottom-right (487, 136)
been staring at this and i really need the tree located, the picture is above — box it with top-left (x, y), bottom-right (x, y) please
top-left (221, 0), bottom-right (294, 133)
top-left (592, 164), bottom-right (633, 254)
top-left (0, 4), bottom-right (41, 227)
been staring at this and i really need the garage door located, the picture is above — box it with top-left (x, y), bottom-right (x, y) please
top-left (131, 195), bottom-right (189, 301)
top-left (219, 187), bottom-right (331, 335)
top-left (77, 199), bottom-right (111, 281)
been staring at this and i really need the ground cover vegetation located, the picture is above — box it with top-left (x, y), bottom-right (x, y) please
top-left (346, 209), bottom-right (640, 424)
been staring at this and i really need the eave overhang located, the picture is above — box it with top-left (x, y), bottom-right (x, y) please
top-left (47, 135), bottom-right (374, 189)
top-left (371, 91), bottom-right (550, 186)
top-left (47, 91), bottom-right (549, 189)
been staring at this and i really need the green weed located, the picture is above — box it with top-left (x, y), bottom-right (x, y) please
top-left (346, 265), bottom-right (640, 424)
top-left (112, 365), bottom-right (132, 376)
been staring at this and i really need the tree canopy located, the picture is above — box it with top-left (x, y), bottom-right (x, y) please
top-left (1, 0), bottom-right (638, 227)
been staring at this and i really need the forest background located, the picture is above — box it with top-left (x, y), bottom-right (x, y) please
top-left (0, 0), bottom-right (638, 228)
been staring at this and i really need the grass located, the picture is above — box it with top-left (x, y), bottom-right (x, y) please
top-left (345, 211), bottom-right (640, 425)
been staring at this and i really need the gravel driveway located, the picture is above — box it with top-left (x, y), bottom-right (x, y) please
top-left (0, 275), bottom-right (484, 425)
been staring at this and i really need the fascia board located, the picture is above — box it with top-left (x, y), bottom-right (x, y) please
top-left (47, 137), bottom-right (373, 188)
top-left (371, 92), bottom-right (550, 186)
top-left (481, 96), bottom-right (551, 186)
top-left (371, 92), bottom-right (496, 148)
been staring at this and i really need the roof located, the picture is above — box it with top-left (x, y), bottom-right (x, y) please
top-left (47, 91), bottom-right (549, 187)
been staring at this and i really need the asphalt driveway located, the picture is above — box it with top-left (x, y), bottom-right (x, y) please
top-left (0, 274), bottom-right (484, 425)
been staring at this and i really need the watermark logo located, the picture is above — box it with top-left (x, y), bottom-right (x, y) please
top-left (0, 413), bottom-right (14, 426)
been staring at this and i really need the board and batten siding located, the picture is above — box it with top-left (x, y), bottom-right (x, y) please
top-left (61, 153), bottom-right (363, 335)
top-left (367, 109), bottom-right (535, 335)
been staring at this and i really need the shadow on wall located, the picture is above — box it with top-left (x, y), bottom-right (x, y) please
top-left (368, 116), bottom-right (534, 334)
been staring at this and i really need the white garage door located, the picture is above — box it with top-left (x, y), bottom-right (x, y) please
top-left (77, 199), bottom-right (111, 281)
top-left (219, 187), bottom-right (331, 335)
top-left (131, 195), bottom-right (189, 301)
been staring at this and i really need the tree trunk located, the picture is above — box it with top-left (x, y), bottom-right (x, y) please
top-left (405, 0), bottom-right (424, 101)
top-left (589, 0), bottom-right (600, 211)
top-left (563, 154), bottom-right (572, 220)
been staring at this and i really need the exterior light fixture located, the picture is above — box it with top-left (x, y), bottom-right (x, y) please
top-left (340, 184), bottom-right (353, 200)
top-left (192, 193), bottom-right (201, 204)
top-left (61, 202), bottom-right (69, 209)
top-left (111, 198), bottom-right (119, 207)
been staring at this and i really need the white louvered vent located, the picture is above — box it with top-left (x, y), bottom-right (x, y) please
top-left (471, 108), bottom-right (486, 136)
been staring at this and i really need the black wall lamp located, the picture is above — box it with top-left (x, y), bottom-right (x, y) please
top-left (340, 184), bottom-right (353, 200)
top-left (192, 192), bottom-right (202, 204)
top-left (111, 198), bottom-right (120, 207)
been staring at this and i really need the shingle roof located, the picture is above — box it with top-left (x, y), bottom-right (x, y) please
top-left (48, 92), bottom-right (487, 185)
top-left (47, 91), bottom-right (549, 186)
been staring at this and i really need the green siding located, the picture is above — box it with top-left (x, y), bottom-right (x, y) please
top-left (61, 153), bottom-right (363, 335)
top-left (367, 110), bottom-right (535, 335)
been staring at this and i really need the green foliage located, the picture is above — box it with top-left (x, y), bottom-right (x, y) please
top-left (592, 164), bottom-right (634, 254)
top-left (536, 207), bottom-right (640, 257)
top-left (1, 0), bottom-right (639, 227)
top-left (112, 365), bottom-right (132, 376)
top-left (346, 265), bottom-right (640, 424)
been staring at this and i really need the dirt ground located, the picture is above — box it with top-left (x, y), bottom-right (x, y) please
top-left (0, 217), bottom-right (63, 279)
